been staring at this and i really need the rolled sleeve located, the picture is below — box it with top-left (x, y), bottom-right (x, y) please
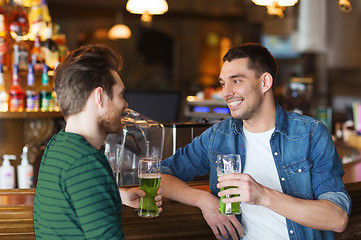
top-left (317, 191), bottom-right (351, 215)
top-left (160, 163), bottom-right (175, 175)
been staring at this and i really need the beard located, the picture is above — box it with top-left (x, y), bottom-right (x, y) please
top-left (230, 92), bottom-right (263, 120)
top-left (98, 111), bottom-right (123, 135)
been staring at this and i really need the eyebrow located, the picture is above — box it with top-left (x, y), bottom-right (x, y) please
top-left (218, 73), bottom-right (246, 82)
top-left (230, 73), bottom-right (246, 79)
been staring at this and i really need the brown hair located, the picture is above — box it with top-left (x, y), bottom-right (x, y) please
top-left (54, 44), bottom-right (123, 118)
top-left (223, 43), bottom-right (278, 85)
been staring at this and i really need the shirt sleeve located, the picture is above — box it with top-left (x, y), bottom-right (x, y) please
top-left (63, 153), bottom-right (125, 240)
top-left (310, 122), bottom-right (351, 214)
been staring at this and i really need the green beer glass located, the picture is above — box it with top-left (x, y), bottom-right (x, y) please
top-left (138, 157), bottom-right (161, 218)
top-left (217, 154), bottom-right (242, 215)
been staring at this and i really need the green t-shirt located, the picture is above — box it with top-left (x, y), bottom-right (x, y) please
top-left (33, 130), bottom-right (124, 239)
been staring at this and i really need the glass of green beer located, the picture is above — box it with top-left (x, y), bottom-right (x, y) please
top-left (217, 154), bottom-right (241, 215)
top-left (138, 157), bottom-right (161, 218)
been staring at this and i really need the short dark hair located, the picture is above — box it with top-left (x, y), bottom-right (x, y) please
top-left (223, 43), bottom-right (278, 83)
top-left (54, 44), bottom-right (123, 118)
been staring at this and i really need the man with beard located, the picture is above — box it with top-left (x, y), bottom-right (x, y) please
top-left (33, 44), bottom-right (162, 239)
top-left (160, 43), bottom-right (350, 240)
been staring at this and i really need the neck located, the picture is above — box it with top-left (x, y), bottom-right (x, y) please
top-left (65, 113), bottom-right (106, 150)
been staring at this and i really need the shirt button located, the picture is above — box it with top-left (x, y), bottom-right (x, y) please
top-left (274, 152), bottom-right (278, 156)
top-left (298, 169), bottom-right (302, 173)
top-left (281, 177), bottom-right (285, 181)
top-left (290, 230), bottom-right (294, 234)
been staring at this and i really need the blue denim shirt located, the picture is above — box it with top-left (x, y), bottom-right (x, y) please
top-left (161, 103), bottom-right (351, 240)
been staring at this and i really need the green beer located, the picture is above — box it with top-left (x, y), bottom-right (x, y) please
top-left (219, 186), bottom-right (241, 215)
top-left (138, 174), bottom-right (161, 218)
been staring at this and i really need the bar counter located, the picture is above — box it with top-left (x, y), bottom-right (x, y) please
top-left (1, 161), bottom-right (361, 240)
top-left (0, 182), bottom-right (215, 240)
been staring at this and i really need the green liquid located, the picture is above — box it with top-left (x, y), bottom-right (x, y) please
top-left (138, 175), bottom-right (161, 218)
top-left (219, 186), bottom-right (241, 215)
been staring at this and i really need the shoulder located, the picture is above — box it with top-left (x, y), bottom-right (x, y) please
top-left (44, 131), bottom-right (105, 169)
top-left (277, 109), bottom-right (326, 139)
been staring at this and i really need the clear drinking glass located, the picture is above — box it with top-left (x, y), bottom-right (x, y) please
top-left (138, 157), bottom-right (161, 218)
top-left (104, 143), bottom-right (123, 185)
top-left (217, 154), bottom-right (242, 215)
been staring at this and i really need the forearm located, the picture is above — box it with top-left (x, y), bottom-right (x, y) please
top-left (161, 174), bottom-right (214, 208)
top-left (263, 188), bottom-right (349, 232)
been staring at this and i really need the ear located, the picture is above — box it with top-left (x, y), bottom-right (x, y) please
top-left (260, 73), bottom-right (273, 93)
top-left (93, 87), bottom-right (105, 108)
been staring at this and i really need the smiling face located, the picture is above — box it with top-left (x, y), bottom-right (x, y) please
top-left (219, 58), bottom-right (265, 121)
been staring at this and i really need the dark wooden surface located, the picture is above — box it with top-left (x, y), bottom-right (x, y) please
top-left (1, 162), bottom-right (361, 240)
top-left (0, 184), bottom-right (216, 240)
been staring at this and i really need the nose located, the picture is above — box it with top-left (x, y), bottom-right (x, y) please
top-left (222, 84), bottom-right (234, 100)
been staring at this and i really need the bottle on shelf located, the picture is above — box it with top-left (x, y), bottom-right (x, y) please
top-left (41, 23), bottom-right (59, 70)
top-left (0, 154), bottom-right (16, 189)
top-left (28, 0), bottom-right (43, 39)
top-left (29, 34), bottom-right (43, 72)
top-left (0, 64), bottom-right (8, 112)
top-left (52, 88), bottom-right (60, 112)
top-left (41, 0), bottom-right (51, 24)
top-left (12, 33), bottom-right (29, 72)
top-left (39, 63), bottom-right (53, 111)
top-left (17, 145), bottom-right (33, 189)
top-left (9, 64), bottom-right (25, 112)
top-left (25, 63), bottom-right (39, 112)
top-left (0, 13), bottom-right (10, 70)
top-left (8, 0), bottom-right (30, 38)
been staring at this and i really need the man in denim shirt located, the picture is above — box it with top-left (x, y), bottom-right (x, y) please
top-left (161, 43), bottom-right (350, 240)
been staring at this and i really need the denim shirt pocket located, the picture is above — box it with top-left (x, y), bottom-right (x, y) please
top-left (283, 159), bottom-right (314, 199)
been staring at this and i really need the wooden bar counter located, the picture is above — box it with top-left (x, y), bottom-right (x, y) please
top-left (1, 162), bottom-right (361, 240)
top-left (0, 182), bottom-right (216, 240)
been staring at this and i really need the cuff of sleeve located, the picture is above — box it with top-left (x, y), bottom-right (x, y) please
top-left (161, 165), bottom-right (174, 175)
top-left (317, 191), bottom-right (351, 215)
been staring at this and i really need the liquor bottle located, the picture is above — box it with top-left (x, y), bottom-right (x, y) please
top-left (41, 24), bottom-right (58, 70)
top-left (8, 0), bottom-right (29, 38)
top-left (41, 0), bottom-right (51, 25)
top-left (52, 88), bottom-right (60, 112)
top-left (39, 63), bottom-right (53, 111)
top-left (0, 64), bottom-right (8, 112)
top-left (9, 64), bottom-right (25, 112)
top-left (29, 34), bottom-right (43, 72)
top-left (12, 34), bottom-right (29, 72)
top-left (28, 0), bottom-right (43, 39)
top-left (0, 14), bottom-right (10, 71)
top-left (25, 63), bottom-right (39, 112)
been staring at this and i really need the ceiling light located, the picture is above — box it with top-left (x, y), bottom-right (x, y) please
top-left (108, 24), bottom-right (131, 39)
top-left (252, 0), bottom-right (298, 17)
top-left (252, 0), bottom-right (298, 7)
top-left (126, 0), bottom-right (168, 14)
top-left (126, 0), bottom-right (168, 25)
top-left (108, 11), bottom-right (131, 40)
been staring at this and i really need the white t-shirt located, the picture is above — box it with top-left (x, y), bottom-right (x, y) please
top-left (241, 126), bottom-right (289, 240)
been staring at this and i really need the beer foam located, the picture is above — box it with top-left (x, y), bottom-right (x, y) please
top-left (139, 173), bottom-right (161, 179)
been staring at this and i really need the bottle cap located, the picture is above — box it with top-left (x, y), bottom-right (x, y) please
top-left (3, 155), bottom-right (16, 166)
top-left (21, 146), bottom-right (30, 165)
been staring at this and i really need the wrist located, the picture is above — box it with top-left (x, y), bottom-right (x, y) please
top-left (194, 190), bottom-right (216, 209)
top-left (260, 186), bottom-right (275, 208)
